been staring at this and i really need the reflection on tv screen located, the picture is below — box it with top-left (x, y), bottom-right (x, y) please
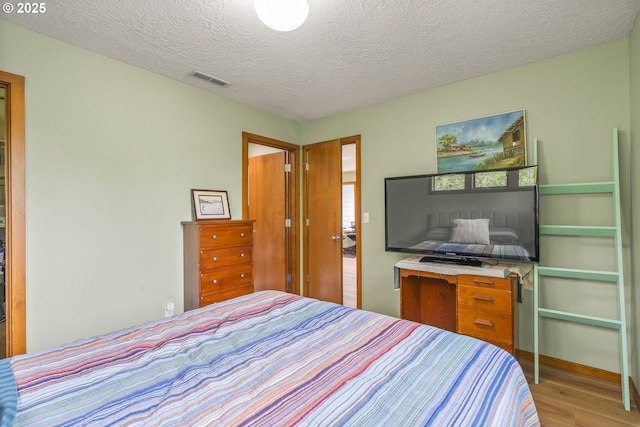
top-left (385, 166), bottom-right (538, 264)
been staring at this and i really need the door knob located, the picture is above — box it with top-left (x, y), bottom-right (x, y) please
top-left (331, 235), bottom-right (342, 240)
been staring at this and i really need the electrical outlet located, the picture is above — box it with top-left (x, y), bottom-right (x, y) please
top-left (165, 302), bottom-right (175, 318)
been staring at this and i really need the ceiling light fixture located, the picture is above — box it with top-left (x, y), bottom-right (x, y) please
top-left (255, 0), bottom-right (309, 32)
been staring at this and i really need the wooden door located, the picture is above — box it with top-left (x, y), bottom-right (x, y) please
top-left (304, 139), bottom-right (342, 304)
top-left (0, 71), bottom-right (26, 357)
top-left (242, 132), bottom-right (300, 295)
top-left (249, 152), bottom-right (286, 292)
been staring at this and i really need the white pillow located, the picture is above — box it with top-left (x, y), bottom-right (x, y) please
top-left (449, 218), bottom-right (490, 245)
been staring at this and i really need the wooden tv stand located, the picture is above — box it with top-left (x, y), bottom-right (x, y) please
top-left (399, 264), bottom-right (517, 355)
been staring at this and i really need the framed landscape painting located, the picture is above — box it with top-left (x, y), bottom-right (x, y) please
top-left (436, 110), bottom-right (526, 173)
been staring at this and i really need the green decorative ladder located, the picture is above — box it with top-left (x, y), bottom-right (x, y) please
top-left (532, 128), bottom-right (630, 411)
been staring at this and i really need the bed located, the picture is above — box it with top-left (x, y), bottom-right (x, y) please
top-left (0, 291), bottom-right (539, 426)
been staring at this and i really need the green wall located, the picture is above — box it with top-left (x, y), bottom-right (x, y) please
top-left (303, 38), bottom-right (633, 374)
top-left (1, 15), bottom-right (638, 382)
top-left (0, 20), bottom-right (301, 352)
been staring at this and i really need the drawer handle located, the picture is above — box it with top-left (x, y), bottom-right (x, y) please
top-left (212, 279), bottom-right (218, 284)
top-left (473, 294), bottom-right (494, 302)
top-left (240, 232), bottom-right (245, 237)
top-left (240, 273), bottom-right (245, 278)
top-left (212, 234), bottom-right (217, 240)
top-left (240, 253), bottom-right (245, 258)
top-left (472, 279), bottom-right (495, 286)
top-left (474, 318), bottom-right (494, 328)
top-left (212, 257), bottom-right (218, 262)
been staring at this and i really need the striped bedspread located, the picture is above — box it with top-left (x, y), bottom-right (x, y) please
top-left (2, 291), bottom-right (539, 426)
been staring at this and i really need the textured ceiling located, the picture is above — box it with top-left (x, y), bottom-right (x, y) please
top-left (2, 0), bottom-right (640, 122)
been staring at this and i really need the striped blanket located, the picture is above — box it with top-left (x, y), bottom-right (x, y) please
top-left (1, 291), bottom-right (539, 426)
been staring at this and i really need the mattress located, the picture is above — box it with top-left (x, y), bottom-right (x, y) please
top-left (1, 291), bottom-right (539, 426)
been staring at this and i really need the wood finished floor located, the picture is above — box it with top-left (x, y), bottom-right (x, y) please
top-left (519, 358), bottom-right (640, 426)
top-left (343, 254), bottom-right (357, 308)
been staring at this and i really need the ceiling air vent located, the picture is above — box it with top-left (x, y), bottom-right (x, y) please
top-left (191, 70), bottom-right (230, 87)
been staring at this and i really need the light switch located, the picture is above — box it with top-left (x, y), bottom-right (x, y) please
top-left (363, 212), bottom-right (370, 223)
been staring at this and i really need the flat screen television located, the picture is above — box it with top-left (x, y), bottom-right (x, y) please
top-left (385, 165), bottom-right (539, 266)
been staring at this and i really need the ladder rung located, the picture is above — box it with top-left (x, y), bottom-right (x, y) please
top-left (534, 130), bottom-right (630, 411)
top-left (536, 266), bottom-right (619, 282)
top-left (538, 308), bottom-right (621, 329)
top-left (539, 182), bottom-right (615, 195)
top-left (539, 225), bottom-right (617, 237)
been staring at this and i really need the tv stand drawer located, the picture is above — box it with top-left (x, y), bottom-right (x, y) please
top-left (457, 285), bottom-right (512, 313)
top-left (458, 275), bottom-right (512, 291)
top-left (399, 266), bottom-right (517, 355)
top-left (457, 307), bottom-right (513, 343)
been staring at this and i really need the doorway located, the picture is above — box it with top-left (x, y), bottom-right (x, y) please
top-left (303, 135), bottom-right (361, 308)
top-left (242, 132), bottom-right (300, 295)
top-left (0, 70), bottom-right (26, 358)
top-left (341, 144), bottom-right (358, 308)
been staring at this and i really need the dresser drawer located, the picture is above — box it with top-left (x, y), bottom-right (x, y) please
top-left (184, 220), bottom-right (255, 311)
top-left (457, 285), bottom-right (512, 313)
top-left (198, 225), bottom-right (253, 248)
top-left (200, 284), bottom-right (254, 307)
top-left (458, 275), bottom-right (512, 291)
top-left (200, 246), bottom-right (252, 270)
top-left (457, 307), bottom-right (513, 343)
top-left (200, 264), bottom-right (252, 294)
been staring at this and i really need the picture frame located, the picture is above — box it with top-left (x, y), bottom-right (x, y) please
top-left (436, 109), bottom-right (526, 173)
top-left (191, 189), bottom-right (231, 220)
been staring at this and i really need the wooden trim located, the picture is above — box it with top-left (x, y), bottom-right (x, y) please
top-left (242, 132), bottom-right (300, 151)
top-left (517, 350), bottom-right (636, 387)
top-left (242, 132), bottom-right (300, 295)
top-left (0, 70), bottom-right (26, 357)
top-left (632, 377), bottom-right (640, 411)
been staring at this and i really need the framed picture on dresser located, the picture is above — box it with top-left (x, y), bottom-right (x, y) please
top-left (191, 189), bottom-right (231, 220)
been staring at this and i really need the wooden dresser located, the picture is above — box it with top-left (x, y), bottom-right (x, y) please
top-left (398, 265), bottom-right (517, 355)
top-left (182, 220), bottom-right (255, 311)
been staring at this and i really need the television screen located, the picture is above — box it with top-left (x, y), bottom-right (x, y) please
top-left (385, 165), bottom-right (538, 265)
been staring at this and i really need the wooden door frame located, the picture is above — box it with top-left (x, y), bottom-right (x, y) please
top-left (1, 70), bottom-right (26, 357)
top-left (242, 132), bottom-right (300, 295)
top-left (302, 135), bottom-right (361, 308)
